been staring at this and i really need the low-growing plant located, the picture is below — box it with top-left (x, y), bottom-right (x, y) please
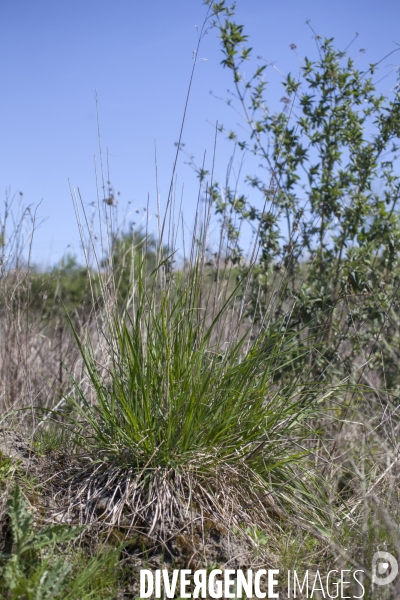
top-left (32, 420), bottom-right (74, 458)
top-left (0, 451), bottom-right (14, 483)
top-left (0, 484), bottom-right (119, 599)
top-left (0, 485), bottom-right (82, 598)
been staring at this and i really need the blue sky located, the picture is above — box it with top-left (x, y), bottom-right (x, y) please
top-left (1, 0), bottom-right (399, 267)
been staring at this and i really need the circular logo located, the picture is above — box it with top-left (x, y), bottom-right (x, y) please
top-left (372, 552), bottom-right (398, 586)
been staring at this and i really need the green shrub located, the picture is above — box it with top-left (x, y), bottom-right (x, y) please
top-left (205, 1), bottom-right (400, 385)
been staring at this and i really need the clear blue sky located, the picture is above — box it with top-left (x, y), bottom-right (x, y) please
top-left (1, 0), bottom-right (399, 267)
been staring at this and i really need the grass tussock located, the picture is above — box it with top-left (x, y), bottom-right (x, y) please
top-left (49, 252), bottom-right (332, 546)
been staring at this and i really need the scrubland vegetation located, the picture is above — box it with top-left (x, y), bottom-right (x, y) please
top-left (1, 2), bottom-right (400, 598)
